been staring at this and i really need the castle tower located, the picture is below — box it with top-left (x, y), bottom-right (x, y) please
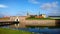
top-left (27, 11), bottom-right (29, 16)
top-left (27, 11), bottom-right (30, 17)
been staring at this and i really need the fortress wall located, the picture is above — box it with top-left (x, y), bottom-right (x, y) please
top-left (9, 16), bottom-right (56, 28)
top-left (24, 20), bottom-right (56, 26)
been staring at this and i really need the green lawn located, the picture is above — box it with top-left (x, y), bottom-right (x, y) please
top-left (26, 17), bottom-right (55, 20)
top-left (0, 28), bottom-right (32, 34)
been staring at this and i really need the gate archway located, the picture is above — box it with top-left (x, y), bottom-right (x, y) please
top-left (15, 17), bottom-right (20, 27)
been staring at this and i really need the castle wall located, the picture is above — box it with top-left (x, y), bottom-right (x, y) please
top-left (25, 20), bottom-right (55, 26)
top-left (9, 16), bottom-right (56, 28)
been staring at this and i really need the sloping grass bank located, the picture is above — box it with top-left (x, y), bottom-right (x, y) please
top-left (26, 17), bottom-right (55, 20)
top-left (0, 28), bottom-right (32, 34)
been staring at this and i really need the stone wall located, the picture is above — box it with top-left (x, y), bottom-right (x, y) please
top-left (25, 20), bottom-right (55, 26)
top-left (9, 16), bottom-right (56, 28)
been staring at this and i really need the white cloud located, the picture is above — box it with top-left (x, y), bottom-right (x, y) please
top-left (40, 1), bottom-right (58, 10)
top-left (40, 1), bottom-right (60, 15)
top-left (0, 4), bottom-right (8, 8)
top-left (28, 0), bottom-right (39, 4)
top-left (40, 3), bottom-right (52, 10)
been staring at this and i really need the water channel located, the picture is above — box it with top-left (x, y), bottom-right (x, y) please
top-left (1, 26), bottom-right (60, 34)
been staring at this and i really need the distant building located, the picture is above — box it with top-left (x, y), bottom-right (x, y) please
top-left (49, 16), bottom-right (60, 19)
top-left (26, 11), bottom-right (46, 18)
top-left (39, 14), bottom-right (46, 18)
top-left (35, 14), bottom-right (46, 18)
top-left (35, 16), bottom-right (44, 18)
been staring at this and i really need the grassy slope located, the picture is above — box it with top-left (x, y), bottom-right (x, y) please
top-left (26, 17), bottom-right (55, 20)
top-left (0, 28), bottom-right (32, 34)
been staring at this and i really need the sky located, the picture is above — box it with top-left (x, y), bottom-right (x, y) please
top-left (0, 0), bottom-right (60, 17)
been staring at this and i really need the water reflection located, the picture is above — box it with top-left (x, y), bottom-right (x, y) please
top-left (11, 27), bottom-right (60, 34)
top-left (1, 25), bottom-right (60, 34)
top-left (1, 26), bottom-right (60, 34)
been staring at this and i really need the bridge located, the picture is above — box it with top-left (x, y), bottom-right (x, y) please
top-left (0, 21), bottom-right (19, 26)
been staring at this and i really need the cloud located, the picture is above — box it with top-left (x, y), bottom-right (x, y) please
top-left (40, 3), bottom-right (52, 10)
top-left (40, 1), bottom-right (58, 10)
top-left (28, 0), bottom-right (39, 4)
top-left (40, 1), bottom-right (60, 15)
top-left (0, 4), bottom-right (8, 8)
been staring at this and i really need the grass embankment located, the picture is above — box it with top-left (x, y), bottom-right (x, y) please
top-left (26, 17), bottom-right (55, 20)
top-left (0, 28), bottom-right (32, 34)
top-left (26, 26), bottom-right (60, 29)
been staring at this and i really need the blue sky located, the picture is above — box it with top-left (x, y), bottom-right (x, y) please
top-left (0, 0), bottom-right (60, 16)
